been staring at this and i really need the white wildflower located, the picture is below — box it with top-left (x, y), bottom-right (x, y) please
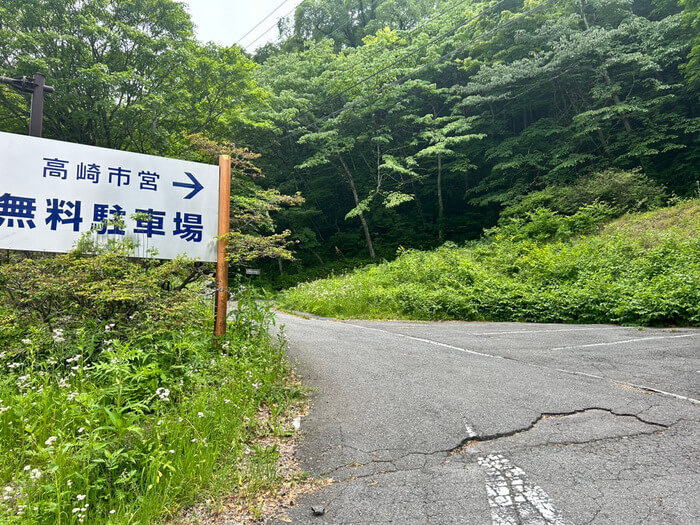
top-left (155, 387), bottom-right (170, 401)
top-left (52, 329), bottom-right (65, 343)
top-left (45, 436), bottom-right (58, 446)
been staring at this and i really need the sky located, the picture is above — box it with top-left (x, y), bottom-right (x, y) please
top-left (181, 0), bottom-right (305, 51)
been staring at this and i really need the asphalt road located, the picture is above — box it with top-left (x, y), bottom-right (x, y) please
top-left (270, 312), bottom-right (700, 525)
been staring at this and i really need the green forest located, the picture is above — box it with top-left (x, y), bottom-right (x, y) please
top-left (2, 0), bottom-right (698, 277)
top-left (0, 0), bottom-right (699, 522)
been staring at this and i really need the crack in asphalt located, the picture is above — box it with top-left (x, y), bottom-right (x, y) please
top-left (274, 313), bottom-right (700, 524)
top-left (449, 407), bottom-right (668, 453)
top-left (315, 408), bottom-right (669, 483)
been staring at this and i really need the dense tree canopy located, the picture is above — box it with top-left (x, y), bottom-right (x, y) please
top-left (0, 0), bottom-right (262, 154)
top-left (1, 0), bottom-right (698, 277)
top-left (248, 0), bottom-right (699, 274)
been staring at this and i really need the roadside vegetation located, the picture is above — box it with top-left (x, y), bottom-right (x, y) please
top-left (0, 242), bottom-right (304, 524)
top-left (279, 199), bottom-right (700, 326)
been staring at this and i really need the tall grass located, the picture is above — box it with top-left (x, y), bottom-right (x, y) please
top-left (0, 252), bottom-right (302, 524)
top-left (279, 201), bottom-right (700, 326)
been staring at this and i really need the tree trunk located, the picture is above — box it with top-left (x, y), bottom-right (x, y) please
top-left (580, 4), bottom-right (633, 134)
top-left (338, 155), bottom-right (376, 260)
top-left (278, 258), bottom-right (283, 275)
top-left (310, 249), bottom-right (327, 268)
top-left (411, 180), bottom-right (428, 230)
top-left (597, 129), bottom-right (609, 151)
top-left (602, 69), bottom-right (633, 132)
top-left (437, 153), bottom-right (444, 242)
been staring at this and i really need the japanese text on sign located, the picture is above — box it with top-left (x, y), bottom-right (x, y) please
top-left (0, 132), bottom-right (219, 261)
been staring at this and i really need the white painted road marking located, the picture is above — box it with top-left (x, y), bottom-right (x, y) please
top-left (551, 333), bottom-right (699, 351)
top-left (479, 454), bottom-right (570, 525)
top-left (464, 424), bottom-right (478, 438)
top-left (342, 321), bottom-right (700, 404)
top-left (465, 326), bottom-right (623, 336)
top-left (344, 321), bottom-right (504, 359)
top-left (552, 369), bottom-right (700, 404)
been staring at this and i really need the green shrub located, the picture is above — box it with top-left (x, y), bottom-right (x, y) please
top-left (0, 253), bottom-right (301, 524)
top-left (486, 203), bottom-right (614, 243)
top-left (279, 201), bottom-right (700, 326)
top-left (503, 168), bottom-right (668, 218)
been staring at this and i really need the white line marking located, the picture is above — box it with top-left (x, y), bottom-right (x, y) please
top-left (341, 321), bottom-right (700, 404)
top-left (343, 322), bottom-right (505, 359)
top-left (551, 333), bottom-right (699, 351)
top-left (552, 369), bottom-right (700, 404)
top-left (464, 327), bottom-right (623, 336)
top-left (464, 425), bottom-right (478, 438)
top-left (479, 454), bottom-right (570, 524)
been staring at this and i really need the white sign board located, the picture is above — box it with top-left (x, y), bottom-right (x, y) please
top-left (0, 132), bottom-right (219, 262)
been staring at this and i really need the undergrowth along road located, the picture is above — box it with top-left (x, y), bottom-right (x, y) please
top-left (280, 201), bottom-right (700, 326)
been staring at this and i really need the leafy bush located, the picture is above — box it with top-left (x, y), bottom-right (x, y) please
top-left (502, 169), bottom-right (668, 218)
top-left (486, 203), bottom-right (614, 243)
top-left (279, 201), bottom-right (700, 326)
top-left (0, 253), bottom-right (301, 523)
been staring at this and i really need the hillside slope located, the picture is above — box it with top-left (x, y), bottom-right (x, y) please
top-left (279, 201), bottom-right (700, 326)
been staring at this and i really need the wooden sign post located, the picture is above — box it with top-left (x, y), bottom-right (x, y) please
top-left (215, 155), bottom-right (231, 337)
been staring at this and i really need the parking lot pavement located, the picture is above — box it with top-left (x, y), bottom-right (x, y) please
top-left (270, 313), bottom-right (699, 524)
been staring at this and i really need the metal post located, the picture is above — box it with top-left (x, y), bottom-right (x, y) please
top-left (215, 155), bottom-right (231, 337)
top-left (0, 73), bottom-right (54, 137)
top-left (29, 73), bottom-right (46, 137)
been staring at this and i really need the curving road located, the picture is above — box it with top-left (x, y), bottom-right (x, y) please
top-left (271, 312), bottom-right (700, 524)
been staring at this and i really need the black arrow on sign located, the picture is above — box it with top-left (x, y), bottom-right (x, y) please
top-left (172, 172), bottom-right (204, 199)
